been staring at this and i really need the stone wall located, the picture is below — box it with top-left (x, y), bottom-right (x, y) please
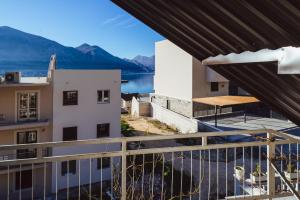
top-left (151, 94), bottom-right (193, 117)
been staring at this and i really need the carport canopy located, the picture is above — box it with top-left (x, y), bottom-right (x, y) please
top-left (193, 96), bottom-right (259, 107)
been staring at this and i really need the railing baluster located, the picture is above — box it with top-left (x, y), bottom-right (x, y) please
top-left (89, 158), bottom-right (92, 200)
top-left (297, 143), bottom-right (299, 191)
top-left (32, 163), bottom-right (34, 200)
top-left (161, 153), bottom-right (165, 200)
top-left (121, 141), bottom-right (126, 200)
top-left (151, 153), bottom-right (155, 200)
top-left (190, 150), bottom-right (193, 200)
top-left (141, 154), bottom-right (145, 199)
top-left (217, 148), bottom-right (219, 200)
top-left (111, 157), bottom-right (114, 200)
top-left (226, 148), bottom-right (228, 198)
top-left (199, 150), bottom-right (202, 200)
top-left (67, 160), bottom-right (69, 200)
top-left (208, 149), bottom-right (211, 200)
top-left (259, 145), bottom-right (261, 195)
top-left (251, 146), bottom-right (253, 196)
top-left (7, 165), bottom-right (10, 200)
top-left (242, 147), bottom-right (245, 196)
top-left (171, 152), bottom-right (174, 198)
top-left (132, 155), bottom-right (136, 200)
top-left (44, 162), bottom-right (46, 200)
top-left (234, 147), bottom-right (236, 196)
top-left (180, 152), bottom-right (183, 200)
top-left (280, 145), bottom-right (283, 191)
top-left (55, 161), bottom-right (58, 200)
top-left (78, 159), bottom-right (81, 200)
top-left (19, 164), bottom-right (21, 200)
top-left (100, 158), bottom-right (102, 200)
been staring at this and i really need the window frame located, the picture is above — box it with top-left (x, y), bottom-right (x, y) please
top-left (61, 160), bottom-right (76, 176)
top-left (16, 91), bottom-right (39, 122)
top-left (63, 90), bottom-right (78, 106)
top-left (16, 130), bottom-right (38, 159)
top-left (97, 157), bottom-right (110, 169)
top-left (97, 90), bottom-right (110, 104)
top-left (210, 82), bottom-right (219, 92)
top-left (63, 126), bottom-right (77, 141)
top-left (97, 123), bottom-right (110, 138)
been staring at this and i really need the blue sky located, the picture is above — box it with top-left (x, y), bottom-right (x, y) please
top-left (0, 0), bottom-right (164, 59)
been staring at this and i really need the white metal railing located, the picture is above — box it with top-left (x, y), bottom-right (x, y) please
top-left (0, 129), bottom-right (299, 200)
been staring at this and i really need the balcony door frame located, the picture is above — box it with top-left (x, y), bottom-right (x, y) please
top-left (14, 129), bottom-right (39, 159)
top-left (15, 90), bottom-right (40, 122)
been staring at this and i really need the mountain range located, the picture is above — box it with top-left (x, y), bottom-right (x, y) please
top-left (0, 26), bottom-right (154, 74)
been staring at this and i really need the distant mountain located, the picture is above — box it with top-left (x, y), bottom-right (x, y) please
top-left (0, 26), bottom-right (152, 74)
top-left (124, 55), bottom-right (155, 71)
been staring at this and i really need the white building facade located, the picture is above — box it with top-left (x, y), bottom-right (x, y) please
top-left (153, 40), bottom-right (229, 117)
top-left (0, 56), bottom-right (121, 198)
top-left (51, 70), bottom-right (121, 191)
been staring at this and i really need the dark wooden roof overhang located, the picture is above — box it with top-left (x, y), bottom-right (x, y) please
top-left (112, 0), bottom-right (300, 125)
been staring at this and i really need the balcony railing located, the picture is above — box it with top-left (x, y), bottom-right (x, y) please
top-left (0, 129), bottom-right (299, 200)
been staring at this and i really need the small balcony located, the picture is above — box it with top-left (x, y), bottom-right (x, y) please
top-left (0, 129), bottom-right (299, 200)
top-left (0, 119), bottom-right (49, 131)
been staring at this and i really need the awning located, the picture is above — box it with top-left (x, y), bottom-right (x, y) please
top-left (193, 96), bottom-right (259, 107)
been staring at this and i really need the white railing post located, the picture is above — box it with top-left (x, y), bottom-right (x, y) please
top-left (202, 136), bottom-right (207, 146)
top-left (121, 140), bottom-right (127, 200)
top-left (267, 132), bottom-right (275, 198)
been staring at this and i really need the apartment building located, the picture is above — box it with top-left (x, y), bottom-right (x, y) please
top-left (152, 40), bottom-right (229, 117)
top-left (0, 56), bottom-right (121, 199)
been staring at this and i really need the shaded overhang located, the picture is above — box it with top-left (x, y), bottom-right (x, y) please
top-left (193, 96), bottom-right (259, 107)
top-left (112, 0), bottom-right (300, 126)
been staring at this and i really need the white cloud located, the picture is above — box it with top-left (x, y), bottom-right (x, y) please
top-left (102, 15), bottom-right (123, 25)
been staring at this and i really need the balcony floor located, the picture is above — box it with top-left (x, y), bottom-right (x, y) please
top-left (0, 119), bottom-right (49, 131)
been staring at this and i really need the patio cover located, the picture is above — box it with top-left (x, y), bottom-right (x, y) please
top-left (112, 0), bottom-right (300, 126)
top-left (193, 96), bottom-right (259, 107)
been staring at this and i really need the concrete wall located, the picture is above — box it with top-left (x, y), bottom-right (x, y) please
top-left (152, 103), bottom-right (198, 133)
top-left (154, 40), bottom-right (193, 101)
top-left (52, 69), bottom-right (121, 190)
top-left (131, 97), bottom-right (151, 117)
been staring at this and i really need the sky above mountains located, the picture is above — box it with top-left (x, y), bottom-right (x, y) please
top-left (0, 0), bottom-right (164, 59)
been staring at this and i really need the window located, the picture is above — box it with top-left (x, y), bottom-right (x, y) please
top-left (97, 157), bottom-right (110, 169)
top-left (17, 130), bottom-right (37, 159)
top-left (15, 170), bottom-right (32, 190)
top-left (63, 91), bottom-right (78, 106)
top-left (63, 127), bottom-right (77, 141)
top-left (61, 160), bottom-right (76, 176)
top-left (211, 82), bottom-right (219, 92)
top-left (17, 92), bottom-right (38, 121)
top-left (97, 90), bottom-right (110, 103)
top-left (166, 100), bottom-right (170, 109)
top-left (97, 123), bottom-right (110, 138)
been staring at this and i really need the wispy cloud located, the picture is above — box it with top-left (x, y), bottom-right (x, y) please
top-left (102, 15), bottom-right (139, 29)
top-left (102, 15), bottom-right (123, 25)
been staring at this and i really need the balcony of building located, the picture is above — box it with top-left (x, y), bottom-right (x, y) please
top-left (0, 119), bottom-right (50, 132)
top-left (0, 129), bottom-right (299, 199)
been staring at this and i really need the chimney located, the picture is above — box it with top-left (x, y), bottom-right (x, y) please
top-left (47, 54), bottom-right (56, 82)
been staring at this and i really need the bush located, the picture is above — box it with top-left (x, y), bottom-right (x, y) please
top-left (121, 120), bottom-right (135, 137)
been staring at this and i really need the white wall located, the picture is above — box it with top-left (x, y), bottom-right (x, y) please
top-left (131, 97), bottom-right (151, 117)
top-left (154, 40), bottom-right (193, 101)
top-left (52, 70), bottom-right (121, 190)
top-left (152, 103), bottom-right (198, 133)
